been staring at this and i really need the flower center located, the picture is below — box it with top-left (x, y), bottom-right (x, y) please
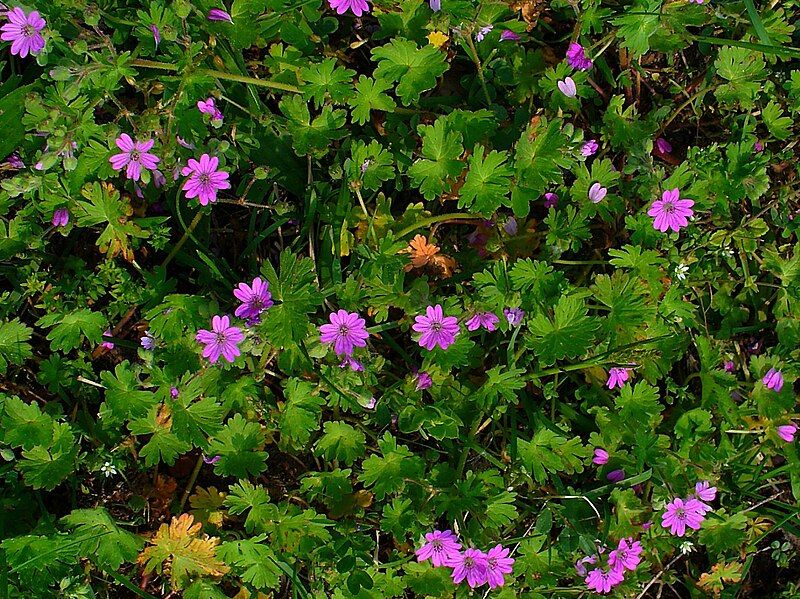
top-left (23, 24), bottom-right (34, 37)
top-left (676, 508), bottom-right (686, 520)
top-left (432, 322), bottom-right (442, 332)
top-left (464, 557), bottom-right (474, 568)
top-left (338, 325), bottom-right (350, 336)
top-left (431, 540), bottom-right (442, 551)
top-left (663, 201), bottom-right (676, 214)
top-left (215, 332), bottom-right (227, 344)
top-left (199, 173), bottom-right (211, 185)
top-left (130, 150), bottom-right (140, 162)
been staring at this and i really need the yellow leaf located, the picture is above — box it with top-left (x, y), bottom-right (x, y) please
top-left (427, 31), bottom-right (449, 48)
top-left (189, 486), bottom-right (228, 527)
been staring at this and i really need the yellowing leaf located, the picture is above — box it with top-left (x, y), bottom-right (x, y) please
top-left (427, 31), bottom-right (449, 48)
top-left (137, 513), bottom-right (229, 590)
top-left (190, 486), bottom-right (228, 527)
top-left (698, 561), bottom-right (743, 597)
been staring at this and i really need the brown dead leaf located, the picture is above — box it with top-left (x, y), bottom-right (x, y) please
top-left (509, 0), bottom-right (546, 30)
top-left (403, 235), bottom-right (457, 279)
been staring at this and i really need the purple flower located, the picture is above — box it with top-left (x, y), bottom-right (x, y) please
top-left (181, 154), bottom-right (231, 206)
top-left (557, 77), bottom-right (577, 98)
top-left (607, 469), bottom-right (625, 483)
top-left (1, 7), bottom-right (45, 58)
top-left (109, 134), bottom-right (160, 181)
top-left (415, 371), bottom-right (433, 390)
top-left (648, 188), bottom-right (694, 233)
top-left (754, 140), bottom-right (764, 152)
top-left (141, 330), bottom-right (155, 350)
top-left (364, 396), bottom-right (377, 409)
top-left (566, 42), bottom-right (592, 71)
top-left (328, 0), bottom-right (370, 16)
top-left (413, 304), bottom-right (459, 351)
top-left (476, 25), bottom-right (493, 42)
top-left (52, 208), bottom-right (69, 228)
top-left (606, 367), bottom-right (629, 389)
top-left (208, 8), bottom-right (233, 22)
top-left (581, 139), bottom-right (599, 157)
top-left (778, 424), bottom-right (797, 442)
top-left (203, 454), bottom-right (222, 464)
top-left (655, 137), bottom-right (672, 154)
top-left (233, 277), bottom-right (273, 320)
top-left (723, 360), bottom-right (736, 373)
top-left (429, 0), bottom-right (441, 11)
top-left (504, 308), bottom-right (524, 326)
top-left (588, 182), bottom-right (607, 203)
top-left (197, 97), bottom-right (223, 122)
top-left (575, 555), bottom-right (597, 577)
top-left (485, 544), bottom-right (514, 589)
top-left (6, 152), bottom-right (24, 169)
top-left (176, 136), bottom-right (195, 150)
top-left (415, 530), bottom-right (461, 567)
top-left (101, 329), bottom-right (115, 350)
top-left (544, 192), bottom-right (558, 209)
top-left (152, 169), bottom-right (167, 188)
top-left (339, 356), bottom-right (364, 371)
top-left (466, 312), bottom-right (500, 332)
top-left (694, 481), bottom-right (717, 502)
top-left (593, 448), bottom-right (609, 465)
top-left (170, 387), bottom-right (180, 399)
top-left (150, 24), bottom-right (161, 47)
top-left (608, 537), bottom-right (642, 573)
top-left (500, 30), bottom-right (520, 42)
top-left (195, 315), bottom-right (244, 363)
top-left (448, 548), bottom-right (488, 588)
top-left (319, 310), bottom-right (370, 356)
top-left (586, 567), bottom-right (624, 594)
top-left (763, 368), bottom-right (784, 392)
top-left (503, 216), bottom-right (518, 235)
top-left (661, 497), bottom-right (705, 537)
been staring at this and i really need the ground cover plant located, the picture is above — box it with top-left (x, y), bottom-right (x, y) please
top-left (1, 0), bottom-right (799, 597)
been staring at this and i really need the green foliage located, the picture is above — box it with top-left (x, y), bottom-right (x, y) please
top-left (371, 38), bottom-right (448, 105)
top-left (407, 118), bottom-right (464, 200)
top-left (526, 295), bottom-right (598, 365)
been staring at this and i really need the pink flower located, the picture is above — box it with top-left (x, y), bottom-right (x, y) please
top-left (319, 310), bottom-right (370, 356)
top-left (415, 371), bottom-right (433, 390)
top-left (233, 277), bottom-right (273, 320)
top-left (52, 208), bottom-right (69, 227)
top-left (466, 312), bottom-right (499, 332)
top-left (448, 548), bottom-right (488, 588)
top-left (723, 360), bottom-right (736, 373)
top-left (566, 42), bottom-right (592, 70)
top-left (754, 140), bottom-right (764, 152)
top-left (150, 24), bottom-right (161, 47)
top-left (109, 134), bottom-right (160, 181)
top-left (485, 544), bottom-right (514, 589)
top-left (197, 97), bottom-right (223, 122)
top-left (655, 137), bottom-right (673, 154)
top-left (1, 7), bottom-right (46, 58)
top-left (778, 424), bottom-right (797, 443)
top-left (593, 448), bottom-right (609, 465)
top-left (413, 304), bottom-right (459, 350)
top-left (575, 554), bottom-right (597, 576)
top-left (196, 315), bottom-right (244, 363)
top-left (544, 192), bottom-right (558, 209)
top-left (500, 30), bottom-right (520, 42)
top-left (763, 368), bottom-right (784, 392)
top-left (328, 0), bottom-right (370, 16)
top-left (648, 188), bottom-right (694, 233)
top-left (608, 537), bottom-right (642, 573)
top-left (585, 567), bottom-right (624, 594)
top-left (101, 329), bottom-right (115, 350)
top-left (181, 154), bottom-right (231, 205)
top-left (415, 530), bottom-right (461, 567)
top-left (557, 76), bottom-right (577, 98)
top-left (694, 481), bottom-right (717, 502)
top-left (661, 497), bottom-right (705, 537)
top-left (208, 8), bottom-right (233, 22)
top-left (581, 139), bottom-right (599, 157)
top-left (588, 182), bottom-right (607, 203)
top-left (340, 356), bottom-right (364, 371)
top-left (606, 367), bottom-right (629, 389)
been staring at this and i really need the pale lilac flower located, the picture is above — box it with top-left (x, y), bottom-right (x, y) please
top-left (476, 25), bottom-right (493, 42)
top-left (606, 367), bottom-right (629, 389)
top-left (101, 329), bottom-right (115, 350)
top-left (340, 356), bottom-right (364, 371)
top-left (641, 521), bottom-right (652, 530)
top-left (6, 152), bottom-right (24, 169)
top-left (585, 567), bottom-right (624, 594)
top-left (429, 0), bottom-right (441, 11)
top-left (170, 387), bottom-right (180, 398)
top-left (415, 530), bottom-right (461, 567)
top-left (593, 448), bottom-right (609, 465)
top-left (608, 537), bottom-right (642, 573)
top-left (544, 192), bottom-right (558, 209)
top-left (763, 368), bottom-right (784, 392)
top-left (1, 7), bottom-right (45, 58)
top-left (500, 30), bottom-right (520, 42)
top-left (503, 216), bottom-right (518, 235)
top-left (557, 77), bottom-right (577, 98)
top-left (141, 330), bottom-right (155, 350)
top-left (176, 136), bottom-right (195, 150)
top-left (448, 548), bottom-right (488, 588)
top-left (661, 497), bottom-right (705, 537)
top-left (203, 454), bottom-right (222, 464)
top-left (153, 169), bottom-right (167, 188)
top-left (689, 0), bottom-right (704, 4)
top-left (365, 396), bottom-right (377, 409)
top-left (52, 208), bottom-right (69, 227)
top-left (197, 97), bottom-right (223, 122)
top-left (485, 544), bottom-right (514, 589)
top-left (581, 139), bottom-right (599, 157)
top-left (233, 277), bottom-right (273, 320)
top-left (588, 182), bottom-right (607, 203)
top-left (648, 188), bottom-right (694, 233)
top-left (196, 315), bottom-right (244, 363)
top-left (575, 555), bottom-right (597, 577)
top-left (504, 308), bottom-right (524, 326)
top-left (723, 360), bottom-right (736, 373)
top-left (566, 42), bottom-right (592, 70)
top-left (319, 310), bottom-right (370, 356)
top-left (694, 481), bottom-right (717, 502)
top-left (181, 154), bottom-right (231, 205)
top-left (778, 424), bottom-right (797, 443)
top-left (466, 312), bottom-right (500, 332)
top-left (655, 137), bottom-right (672, 154)
top-left (150, 24), bottom-right (161, 47)
top-left (328, 0), bottom-right (370, 16)
top-left (607, 469), bottom-right (625, 483)
top-left (208, 8), bottom-right (233, 22)
top-left (109, 134), bottom-right (160, 181)
top-left (415, 371), bottom-right (433, 390)
top-left (413, 305), bottom-right (459, 351)
top-left (360, 159), bottom-right (370, 173)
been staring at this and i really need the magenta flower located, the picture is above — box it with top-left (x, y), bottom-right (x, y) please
top-left (608, 537), bottom-right (642, 573)
top-left (661, 497), bottom-right (705, 537)
top-left (588, 182), bottom-right (607, 203)
top-left (6, 152), bottom-right (24, 169)
top-left (504, 307), bottom-right (525, 326)
top-left (754, 140), bottom-right (764, 152)
top-left (581, 139), bottom-right (599, 157)
top-left (328, 0), bottom-right (370, 16)
top-left (448, 548), bottom-right (488, 588)
top-left (544, 192), bottom-right (559, 209)
top-left (109, 134), bottom-right (160, 181)
top-left (197, 97), bottom-right (223, 122)
top-left (607, 469), bottom-right (625, 483)
top-left (763, 368), bottom-right (784, 392)
top-left (606, 367), bottom-right (629, 389)
top-left (476, 25), bottom-right (493, 42)
top-left (778, 424), bottom-right (797, 443)
top-left (320, 310), bottom-right (370, 356)
top-left (196, 315), bottom-right (244, 363)
top-left (170, 387), bottom-right (179, 398)
top-left (101, 329), bottom-right (115, 350)
top-left (723, 360), bottom-right (736, 373)
top-left (500, 30), bottom-right (520, 42)
top-left (648, 188), bottom-right (694, 233)
top-left (413, 305), bottom-right (459, 351)
top-left (575, 554), bottom-right (597, 576)
top-left (485, 544), bottom-right (514, 589)
top-left (365, 396), bottom-right (377, 409)
top-left (339, 356), bottom-right (364, 371)
top-left (415, 530), bottom-right (461, 567)
top-left (1, 7), bottom-right (45, 58)
top-left (208, 8), bottom-right (233, 22)
top-left (181, 154), bottom-right (231, 205)
top-left (585, 567), bottom-right (624, 594)
top-left (415, 371), bottom-right (433, 390)
top-left (655, 137), bottom-right (672, 154)
top-left (694, 481), bottom-right (717, 502)
top-left (593, 448), bottom-right (609, 465)
top-left (466, 312), bottom-right (499, 332)
top-left (203, 454), bottom-right (222, 464)
top-left (233, 277), bottom-right (273, 320)
top-left (557, 77), bottom-right (577, 98)
top-left (566, 42), bottom-right (592, 70)
top-left (150, 24), bottom-right (161, 47)
top-left (52, 208), bottom-right (69, 228)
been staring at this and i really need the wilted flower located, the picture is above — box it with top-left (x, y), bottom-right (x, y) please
top-left (500, 30), bottom-right (520, 41)
top-left (575, 554), bottom-right (597, 577)
top-left (648, 188), bottom-right (694, 233)
top-left (207, 8), bottom-right (233, 22)
top-left (566, 42), bottom-right (592, 70)
top-left (320, 310), bottom-right (370, 356)
top-left (429, 0), bottom-right (441, 11)
top-left (466, 312), bottom-right (500, 332)
top-left (328, 0), bottom-right (370, 16)
top-left (196, 315), bottom-right (244, 363)
top-left (754, 140), bottom-right (764, 152)
top-left (415, 530), bottom-right (461, 567)
top-left (339, 356), bottom-right (364, 371)
top-left (694, 481), bottom-right (717, 502)
top-left (606, 367), bottom-right (629, 389)
top-left (607, 469), bottom-right (625, 483)
top-left (102, 330), bottom-right (115, 350)
top-left (413, 305), bottom-right (459, 350)
top-left (588, 182), bottom-right (607, 203)
top-left (6, 152), bottom-right (24, 169)
top-left (203, 454), bottom-right (222, 464)
top-left (655, 137), bottom-right (673, 154)
top-left (109, 134), bottom-right (160, 181)
top-left (181, 154), bottom-right (231, 205)
top-left (778, 424), bottom-right (797, 443)
top-left (150, 24), bottom-right (161, 47)
top-left (557, 77), bottom-right (577, 98)
top-left (593, 448), bottom-right (609, 465)
top-left (763, 368), bottom-right (784, 392)
top-left (723, 360), bottom-right (736, 373)
top-left (503, 216), bottom-right (518, 235)
top-left (1, 7), bottom-right (45, 58)
top-left (581, 139), bottom-right (599, 156)
top-left (52, 208), bottom-right (69, 228)
top-left (153, 169), bottom-right (167, 188)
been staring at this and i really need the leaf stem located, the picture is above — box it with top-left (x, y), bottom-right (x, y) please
top-left (396, 213), bottom-right (480, 239)
top-left (131, 59), bottom-right (301, 93)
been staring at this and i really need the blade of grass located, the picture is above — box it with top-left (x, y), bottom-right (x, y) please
top-left (742, 0), bottom-right (772, 46)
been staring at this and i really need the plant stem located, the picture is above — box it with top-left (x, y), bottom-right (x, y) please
top-left (463, 34), bottom-right (492, 105)
top-left (131, 59), bottom-right (301, 93)
top-left (178, 454), bottom-right (204, 513)
top-left (396, 213), bottom-right (481, 238)
top-left (162, 210), bottom-right (204, 269)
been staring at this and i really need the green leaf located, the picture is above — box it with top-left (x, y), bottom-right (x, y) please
top-left (512, 118), bottom-right (572, 216)
top-left (516, 428), bottom-right (589, 484)
top-left (476, 366), bottom-right (526, 408)
top-left (61, 508), bottom-right (143, 571)
top-left (207, 414), bottom-right (268, 478)
top-left (372, 38), bottom-right (448, 105)
top-left (0, 319), bottom-right (32, 374)
top-left (613, 0), bottom-right (662, 57)
top-left (407, 118), bottom-right (464, 200)
top-left (348, 76), bottom-right (397, 125)
top-left (762, 100), bottom-right (792, 140)
top-left (714, 47), bottom-right (766, 108)
top-left (526, 295), bottom-right (598, 366)
top-left (0, 82), bottom-right (35, 159)
top-left (314, 421), bottom-right (366, 466)
top-left (170, 395), bottom-right (225, 447)
top-left (18, 422), bottom-right (78, 490)
top-left (129, 406), bottom-right (192, 467)
top-left (591, 271), bottom-right (655, 332)
top-left (37, 308), bottom-right (106, 352)
top-left (99, 361), bottom-right (159, 426)
top-left (278, 379), bottom-right (324, 450)
top-left (300, 59), bottom-right (356, 108)
top-left (279, 96), bottom-right (348, 156)
top-left (698, 510), bottom-right (748, 557)
top-left (75, 182), bottom-right (151, 259)
top-left (614, 381), bottom-right (663, 427)
top-left (358, 433), bottom-right (424, 500)
top-left (224, 481), bottom-right (277, 534)
top-left (350, 139), bottom-right (395, 191)
top-left (458, 145), bottom-right (513, 214)
top-left (0, 395), bottom-right (53, 450)
top-left (218, 536), bottom-right (282, 591)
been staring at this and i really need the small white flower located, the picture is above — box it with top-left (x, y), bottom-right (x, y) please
top-left (679, 541), bottom-right (694, 555)
top-left (100, 461), bottom-right (117, 477)
top-left (674, 263), bottom-right (689, 281)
